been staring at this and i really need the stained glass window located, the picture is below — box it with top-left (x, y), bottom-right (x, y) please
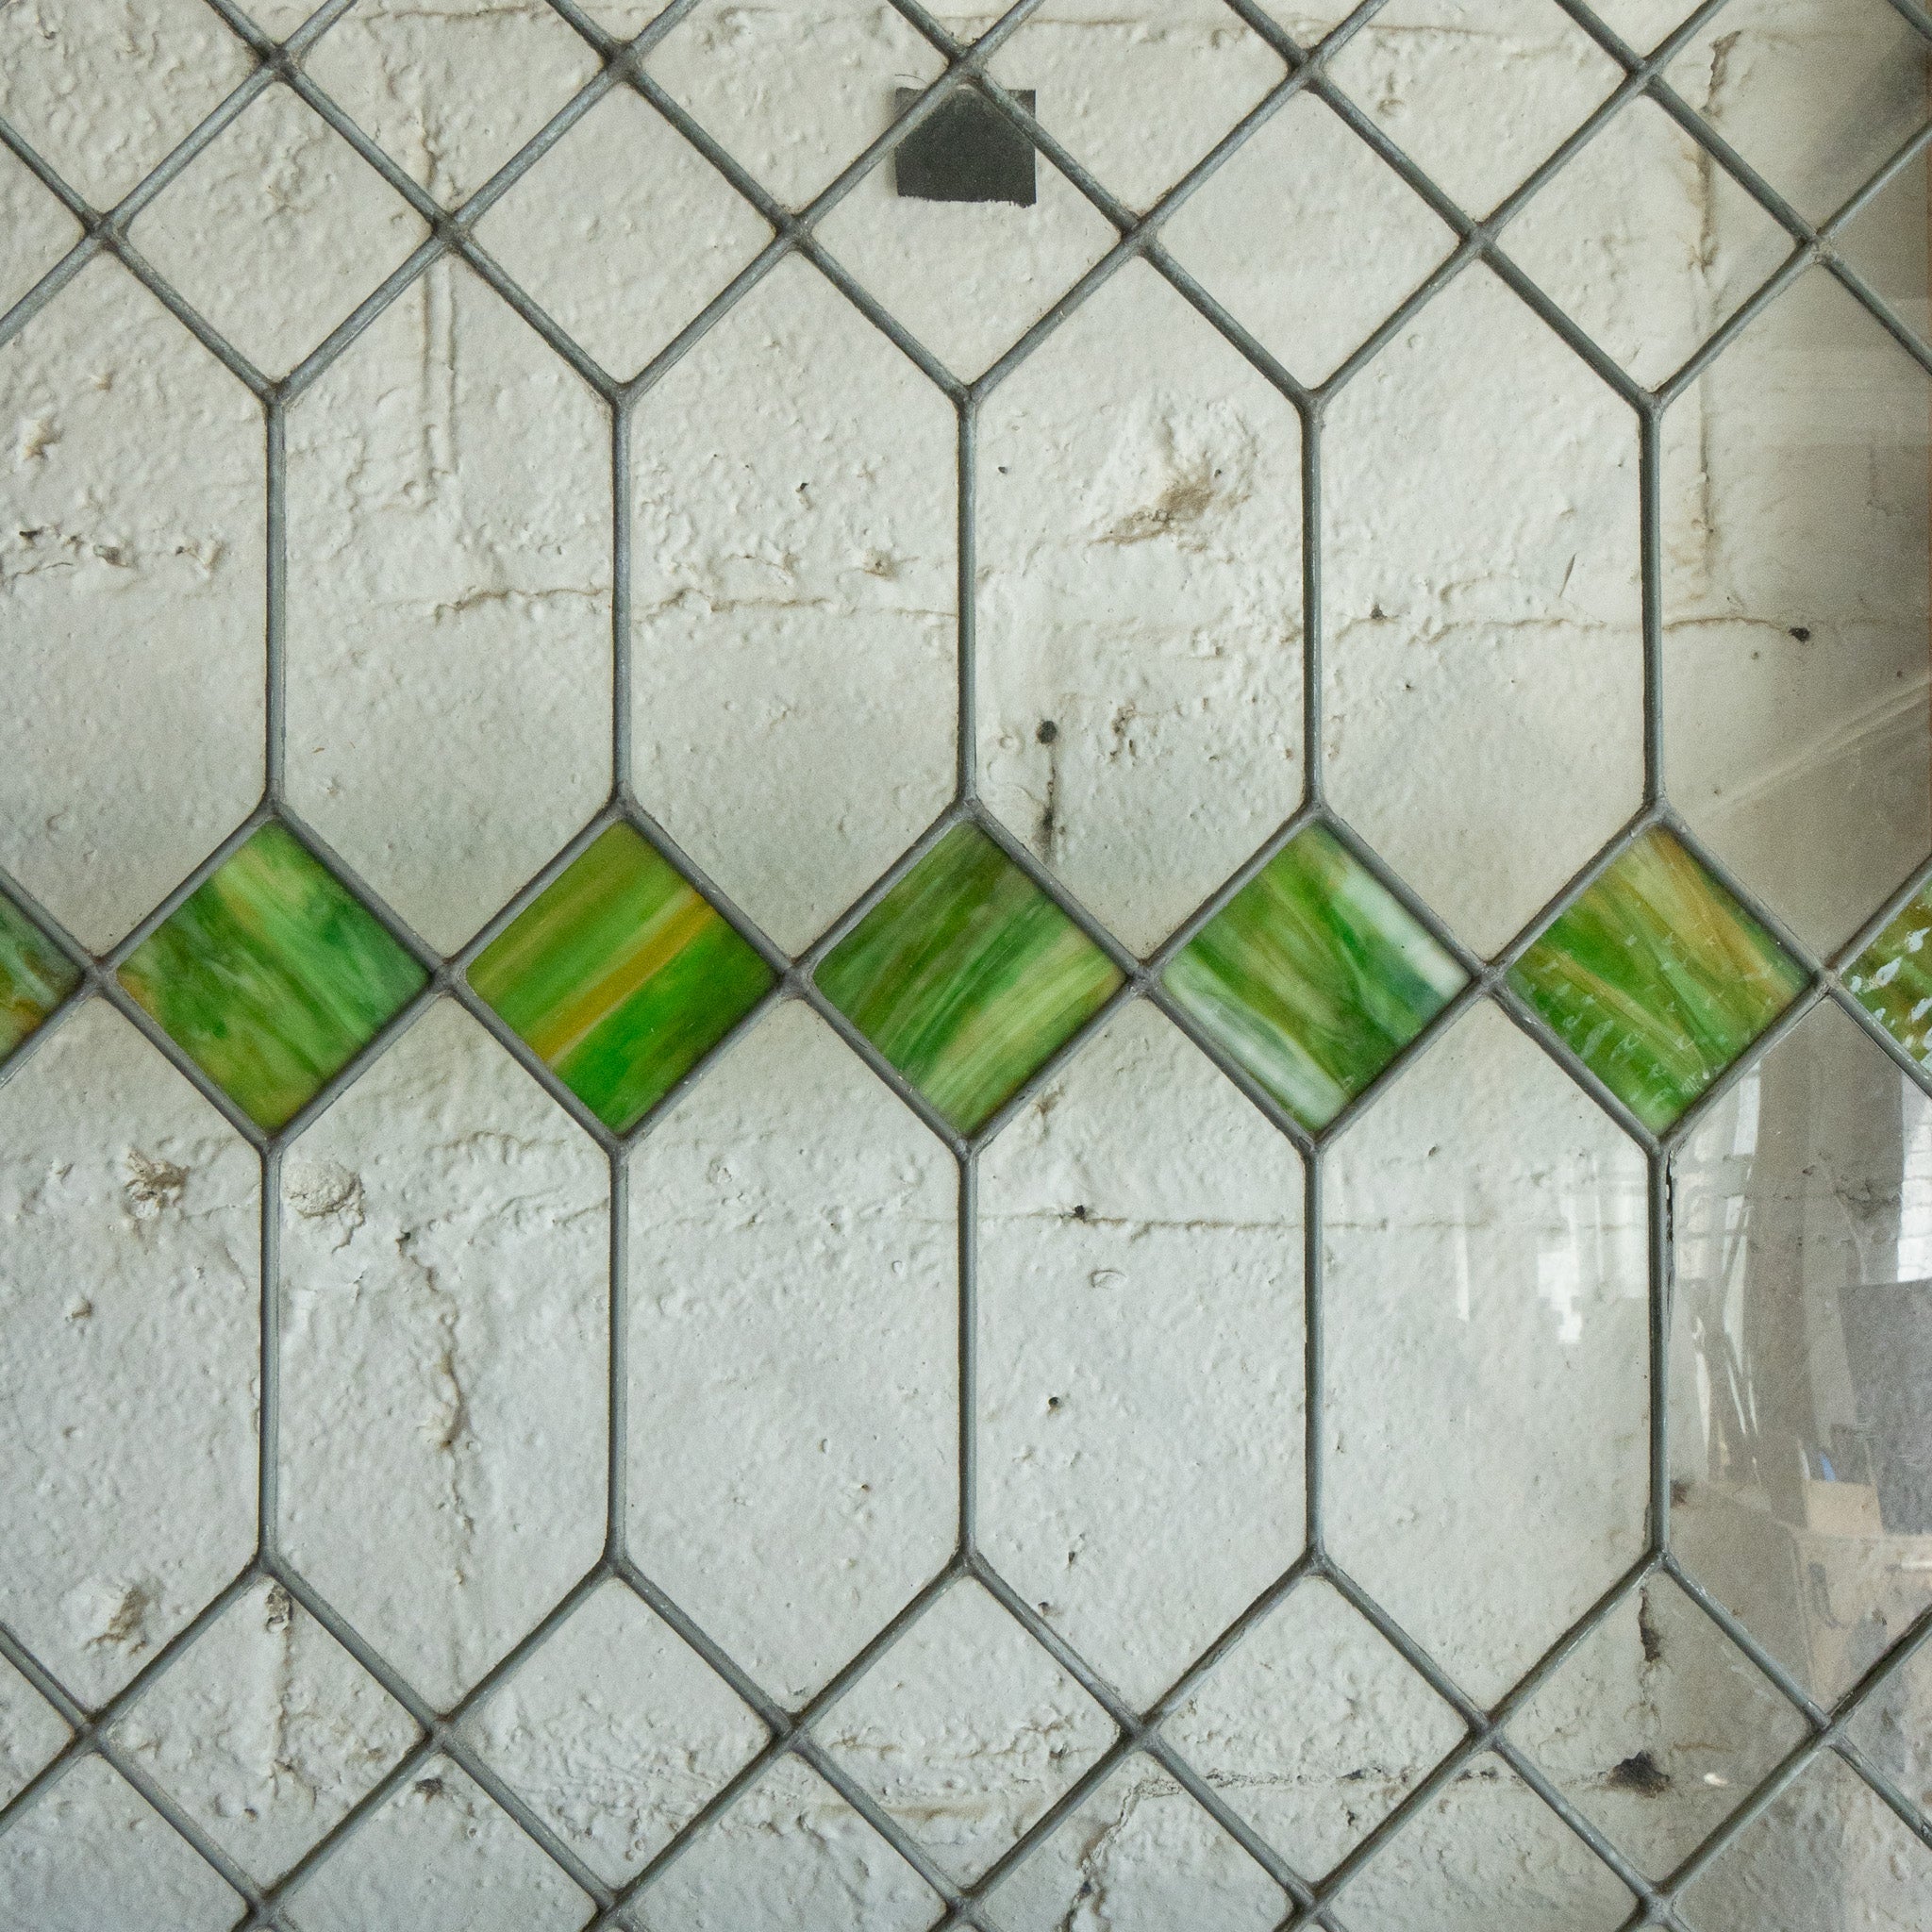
top-left (3, 1), bottom-right (1932, 1925)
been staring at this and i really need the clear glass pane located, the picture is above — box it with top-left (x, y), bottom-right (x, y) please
top-left (1670, 1003), bottom-right (1932, 1707)
top-left (1324, 1003), bottom-right (1650, 1705)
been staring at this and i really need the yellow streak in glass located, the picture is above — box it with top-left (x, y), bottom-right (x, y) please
top-left (523, 888), bottom-right (715, 1064)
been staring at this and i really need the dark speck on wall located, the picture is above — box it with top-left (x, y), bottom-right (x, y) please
top-left (1605, 1751), bottom-right (1672, 1796)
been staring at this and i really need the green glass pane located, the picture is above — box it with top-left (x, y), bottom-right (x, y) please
top-left (816, 824), bottom-right (1123, 1136)
top-left (119, 823), bottom-right (428, 1131)
top-left (0, 891), bottom-right (80, 1062)
top-left (1162, 824), bottom-right (1467, 1131)
top-left (1845, 883), bottom-right (1932, 1066)
top-left (1509, 826), bottom-right (1807, 1133)
top-left (469, 823), bottom-right (774, 1134)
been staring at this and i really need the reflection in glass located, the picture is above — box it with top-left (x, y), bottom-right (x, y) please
top-left (1669, 1005), bottom-right (1932, 1899)
top-left (1673, 1005), bottom-right (1932, 1688)
top-left (1660, 263), bottom-right (1932, 957)
top-left (1678, 1751), bottom-right (1932, 1932)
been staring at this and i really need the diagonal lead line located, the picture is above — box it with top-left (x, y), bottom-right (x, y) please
top-left (1292, 1555), bottom-right (1668, 1928)
top-left (1648, 1574), bottom-right (1932, 1907)
top-left (586, 1561), bottom-right (978, 1931)
top-left (958, 1558), bottom-right (1334, 1920)
top-left (0, 1569), bottom-right (266, 1863)
top-left (603, 0), bottom-right (1062, 399)
top-left (1646, 147), bottom-right (1932, 405)
top-left (1629, 83), bottom-right (1932, 392)
top-left (0, 79), bottom-right (287, 386)
top-left (6, 0), bottom-right (1927, 1921)
top-left (271, 0), bottom-right (1058, 414)
top-left (252, 1567), bottom-right (612, 1916)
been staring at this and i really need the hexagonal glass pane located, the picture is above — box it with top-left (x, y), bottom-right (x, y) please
top-left (5, 0), bottom-right (1930, 1918)
top-left (1324, 1002), bottom-right (1650, 1707)
top-left (1669, 1003), bottom-right (1932, 1707)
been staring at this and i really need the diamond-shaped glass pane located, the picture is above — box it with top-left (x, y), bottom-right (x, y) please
top-left (1506, 1575), bottom-right (1808, 1881)
top-left (127, 82), bottom-right (428, 378)
top-left (1337, 1748), bottom-right (1636, 1932)
top-left (983, 0), bottom-right (1287, 215)
top-left (1509, 826), bottom-right (1807, 1131)
top-left (471, 85), bottom-right (770, 383)
top-left (985, 1757), bottom-right (1289, 1931)
top-left (117, 823), bottom-right (426, 1130)
top-left (469, 822), bottom-right (773, 1134)
top-left (1163, 823), bottom-right (1466, 1130)
top-left (1664, 0), bottom-right (1930, 227)
top-left (1677, 1750), bottom-right (1932, 1932)
top-left (462, 1579), bottom-right (765, 1885)
top-left (1161, 1577), bottom-right (1464, 1879)
top-left (110, 1577), bottom-right (417, 1883)
top-left (1158, 92), bottom-right (1456, 388)
top-left (0, 1754), bottom-right (239, 1932)
top-left (0, 889), bottom-right (78, 1062)
top-left (1500, 95), bottom-right (1790, 391)
top-left (815, 1579), bottom-right (1115, 1884)
top-left (302, 0), bottom-right (600, 210)
top-left (815, 823), bottom-right (1122, 1135)
top-left (0, 0), bottom-right (253, 211)
top-left (1845, 878), bottom-right (1932, 1066)
top-left (1323, 0), bottom-right (1623, 219)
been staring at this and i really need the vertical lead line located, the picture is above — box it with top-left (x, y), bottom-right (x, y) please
top-left (956, 396), bottom-right (979, 806)
top-left (958, 1152), bottom-right (979, 1557)
top-left (260, 388), bottom-right (288, 1577)
top-left (1302, 1153), bottom-right (1324, 1557)
top-left (1640, 399), bottom-right (1669, 1568)
top-left (265, 399), bottom-right (288, 804)
top-left (1300, 393), bottom-right (1326, 1565)
top-left (1300, 403), bottom-right (1324, 808)
top-left (607, 1152), bottom-right (629, 1561)
top-left (1639, 405), bottom-right (1665, 807)
top-left (611, 397), bottom-right (633, 806)
top-left (258, 1142), bottom-right (283, 1562)
top-left (956, 382), bottom-right (979, 1561)
top-left (1648, 1151), bottom-right (1672, 1557)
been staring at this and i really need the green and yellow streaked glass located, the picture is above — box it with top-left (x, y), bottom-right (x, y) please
top-left (0, 891), bottom-right (80, 1062)
top-left (470, 823), bottom-right (773, 1134)
top-left (816, 824), bottom-right (1122, 1136)
top-left (1845, 883), bottom-right (1932, 1064)
top-left (1509, 826), bottom-right (1807, 1133)
top-left (1162, 824), bottom-right (1467, 1131)
top-left (119, 823), bottom-right (427, 1131)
